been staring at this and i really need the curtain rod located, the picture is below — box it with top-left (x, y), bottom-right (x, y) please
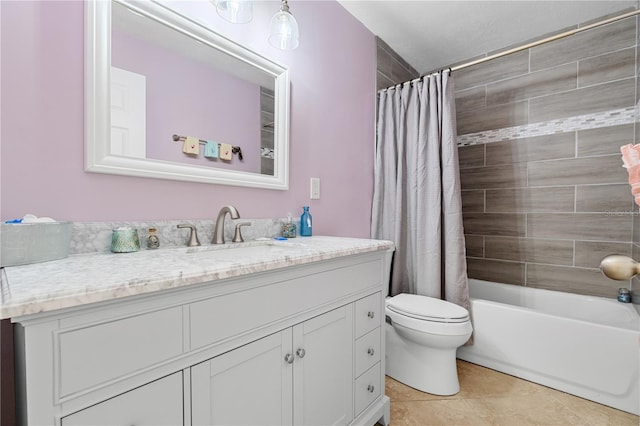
top-left (379, 7), bottom-right (640, 93)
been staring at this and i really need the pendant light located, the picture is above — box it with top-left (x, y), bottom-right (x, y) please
top-left (269, 0), bottom-right (299, 50)
top-left (215, 0), bottom-right (253, 24)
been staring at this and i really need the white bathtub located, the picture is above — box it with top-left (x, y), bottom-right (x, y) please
top-left (457, 279), bottom-right (640, 415)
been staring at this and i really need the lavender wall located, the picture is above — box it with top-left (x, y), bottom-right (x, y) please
top-left (112, 29), bottom-right (261, 172)
top-left (0, 1), bottom-right (376, 238)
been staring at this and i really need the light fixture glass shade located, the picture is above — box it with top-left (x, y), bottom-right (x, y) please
top-left (269, 1), bottom-right (299, 50)
top-left (215, 0), bottom-right (253, 24)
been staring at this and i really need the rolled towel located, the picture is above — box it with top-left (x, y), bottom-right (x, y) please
top-left (22, 214), bottom-right (56, 223)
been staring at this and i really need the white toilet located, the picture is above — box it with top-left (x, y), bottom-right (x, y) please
top-left (385, 293), bottom-right (472, 396)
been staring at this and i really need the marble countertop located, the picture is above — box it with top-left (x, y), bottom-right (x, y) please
top-left (0, 236), bottom-right (394, 319)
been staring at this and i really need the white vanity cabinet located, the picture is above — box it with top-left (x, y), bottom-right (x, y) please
top-left (291, 305), bottom-right (354, 425)
top-left (191, 305), bottom-right (353, 426)
top-left (8, 246), bottom-right (392, 426)
top-left (191, 330), bottom-right (293, 426)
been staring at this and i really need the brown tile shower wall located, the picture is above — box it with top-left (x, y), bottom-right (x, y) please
top-left (376, 37), bottom-right (419, 91)
top-left (455, 14), bottom-right (639, 299)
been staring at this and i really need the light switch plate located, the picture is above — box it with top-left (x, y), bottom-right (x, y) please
top-left (310, 178), bottom-right (320, 199)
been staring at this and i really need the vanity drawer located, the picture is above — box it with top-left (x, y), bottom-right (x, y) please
top-left (56, 306), bottom-right (184, 399)
top-left (354, 292), bottom-right (381, 338)
top-left (354, 362), bottom-right (381, 415)
top-left (355, 327), bottom-right (381, 378)
top-left (190, 260), bottom-right (382, 350)
top-left (61, 372), bottom-right (183, 426)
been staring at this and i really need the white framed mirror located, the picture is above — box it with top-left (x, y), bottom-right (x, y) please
top-left (85, 0), bottom-right (290, 189)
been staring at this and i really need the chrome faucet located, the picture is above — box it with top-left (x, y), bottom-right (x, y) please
top-left (213, 205), bottom-right (240, 244)
top-left (177, 224), bottom-right (201, 247)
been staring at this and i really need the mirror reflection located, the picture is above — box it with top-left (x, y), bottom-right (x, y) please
top-left (85, 0), bottom-right (289, 189)
top-left (111, 1), bottom-right (274, 175)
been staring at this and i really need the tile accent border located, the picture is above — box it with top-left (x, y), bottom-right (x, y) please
top-left (457, 103), bottom-right (638, 146)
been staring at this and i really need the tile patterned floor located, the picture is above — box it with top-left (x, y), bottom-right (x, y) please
top-left (385, 360), bottom-right (639, 426)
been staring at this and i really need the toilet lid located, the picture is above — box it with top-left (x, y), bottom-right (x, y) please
top-left (386, 293), bottom-right (469, 323)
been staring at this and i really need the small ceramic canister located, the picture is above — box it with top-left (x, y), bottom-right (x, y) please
top-left (111, 227), bottom-right (140, 253)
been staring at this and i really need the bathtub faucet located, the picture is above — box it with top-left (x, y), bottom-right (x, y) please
top-left (599, 255), bottom-right (640, 280)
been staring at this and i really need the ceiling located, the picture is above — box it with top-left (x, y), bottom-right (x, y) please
top-left (337, 1), bottom-right (638, 74)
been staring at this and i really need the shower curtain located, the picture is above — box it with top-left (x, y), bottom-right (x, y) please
top-left (371, 70), bottom-right (469, 310)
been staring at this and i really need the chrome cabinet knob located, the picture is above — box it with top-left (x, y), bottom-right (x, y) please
top-left (284, 353), bottom-right (294, 364)
top-left (367, 384), bottom-right (375, 393)
top-left (367, 348), bottom-right (375, 356)
top-left (367, 311), bottom-right (375, 319)
top-left (296, 348), bottom-right (306, 358)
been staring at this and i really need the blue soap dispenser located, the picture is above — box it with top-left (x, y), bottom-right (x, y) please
top-left (300, 206), bottom-right (312, 236)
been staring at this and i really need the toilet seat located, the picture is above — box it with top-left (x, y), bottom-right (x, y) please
top-left (386, 293), bottom-right (469, 323)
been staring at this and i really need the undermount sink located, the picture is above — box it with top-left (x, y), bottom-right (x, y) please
top-left (184, 239), bottom-right (306, 254)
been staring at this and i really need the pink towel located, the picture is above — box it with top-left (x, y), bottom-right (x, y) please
top-left (620, 144), bottom-right (640, 206)
top-left (621, 144), bottom-right (640, 170)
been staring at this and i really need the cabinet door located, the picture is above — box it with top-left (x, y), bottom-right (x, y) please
top-left (293, 305), bottom-right (354, 426)
top-left (191, 330), bottom-right (293, 426)
top-left (61, 372), bottom-right (183, 426)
